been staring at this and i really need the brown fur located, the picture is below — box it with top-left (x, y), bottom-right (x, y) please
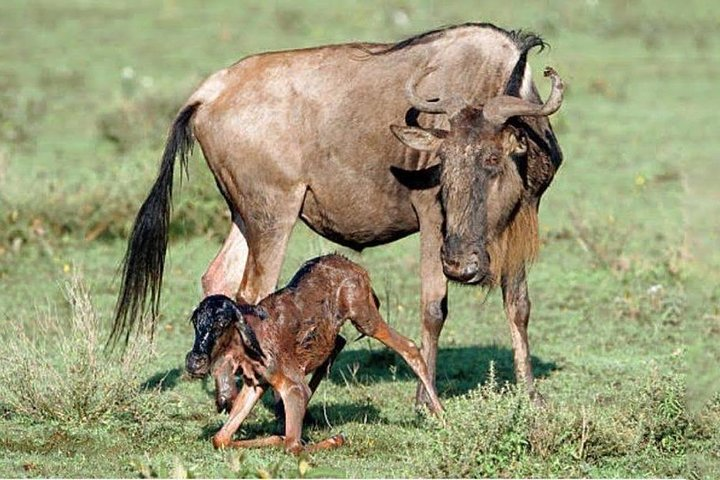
top-left (115, 23), bottom-right (564, 407)
top-left (487, 201), bottom-right (539, 284)
top-left (193, 254), bottom-right (443, 454)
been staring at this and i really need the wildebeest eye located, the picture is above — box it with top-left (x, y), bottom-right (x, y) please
top-left (484, 153), bottom-right (501, 166)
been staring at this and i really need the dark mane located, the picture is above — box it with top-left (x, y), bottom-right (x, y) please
top-left (372, 22), bottom-right (547, 56)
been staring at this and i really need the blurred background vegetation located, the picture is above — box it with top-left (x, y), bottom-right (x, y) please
top-left (0, 0), bottom-right (718, 477)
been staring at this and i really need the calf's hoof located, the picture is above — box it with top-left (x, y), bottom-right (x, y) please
top-left (212, 435), bottom-right (231, 450)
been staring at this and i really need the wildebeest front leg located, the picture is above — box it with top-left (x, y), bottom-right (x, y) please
top-left (212, 384), bottom-right (265, 449)
top-left (415, 198), bottom-right (448, 407)
top-left (502, 267), bottom-right (543, 406)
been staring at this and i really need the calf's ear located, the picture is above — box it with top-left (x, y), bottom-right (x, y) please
top-left (390, 125), bottom-right (446, 152)
top-left (231, 307), bottom-right (266, 363)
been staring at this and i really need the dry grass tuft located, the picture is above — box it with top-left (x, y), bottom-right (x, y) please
top-left (0, 272), bottom-right (156, 422)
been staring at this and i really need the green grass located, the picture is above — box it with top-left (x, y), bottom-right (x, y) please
top-left (1, 0), bottom-right (719, 477)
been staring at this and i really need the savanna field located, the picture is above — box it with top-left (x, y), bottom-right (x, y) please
top-left (0, 1), bottom-right (718, 478)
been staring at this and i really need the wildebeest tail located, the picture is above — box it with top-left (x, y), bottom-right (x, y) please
top-left (108, 102), bottom-right (200, 349)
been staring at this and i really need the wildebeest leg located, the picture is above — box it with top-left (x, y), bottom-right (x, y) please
top-left (303, 433), bottom-right (346, 453)
top-left (274, 335), bottom-right (345, 428)
top-left (213, 355), bottom-right (239, 414)
top-left (414, 198), bottom-right (448, 407)
top-left (238, 187), bottom-right (305, 304)
top-left (229, 377), bottom-right (344, 453)
top-left (201, 217), bottom-right (248, 297)
top-left (237, 188), bottom-right (304, 425)
top-left (276, 376), bottom-right (311, 454)
top-left (502, 267), bottom-right (543, 406)
top-left (212, 384), bottom-right (266, 449)
top-left (349, 295), bottom-right (443, 414)
top-left (307, 335), bottom-right (346, 396)
top-left (365, 321), bottom-right (444, 415)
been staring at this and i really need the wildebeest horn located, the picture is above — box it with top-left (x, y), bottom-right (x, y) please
top-left (482, 67), bottom-right (565, 126)
top-left (405, 67), bottom-right (468, 117)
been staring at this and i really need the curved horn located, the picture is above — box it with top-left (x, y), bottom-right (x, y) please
top-left (482, 67), bottom-right (565, 126)
top-left (405, 67), bottom-right (467, 117)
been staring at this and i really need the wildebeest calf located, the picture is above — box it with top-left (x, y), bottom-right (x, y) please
top-left (185, 254), bottom-right (443, 454)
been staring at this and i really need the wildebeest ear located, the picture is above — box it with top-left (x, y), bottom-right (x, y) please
top-left (506, 129), bottom-right (528, 156)
top-left (390, 165), bottom-right (441, 190)
top-left (235, 322), bottom-right (266, 363)
top-left (390, 125), bottom-right (447, 152)
top-left (238, 303), bottom-right (269, 321)
top-left (230, 303), bottom-right (267, 362)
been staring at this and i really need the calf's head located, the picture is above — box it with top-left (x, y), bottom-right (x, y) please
top-left (391, 67), bottom-right (564, 284)
top-left (185, 294), bottom-right (266, 379)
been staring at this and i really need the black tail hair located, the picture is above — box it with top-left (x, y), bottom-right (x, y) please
top-left (108, 102), bottom-right (200, 349)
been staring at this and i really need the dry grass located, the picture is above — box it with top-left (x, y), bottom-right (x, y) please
top-left (0, 272), bottom-right (156, 423)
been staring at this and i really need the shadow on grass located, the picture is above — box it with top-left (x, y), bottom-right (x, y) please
top-left (142, 345), bottom-right (557, 400)
top-left (329, 344), bottom-right (558, 397)
top-left (198, 399), bottom-right (382, 441)
top-left (140, 367), bottom-right (184, 392)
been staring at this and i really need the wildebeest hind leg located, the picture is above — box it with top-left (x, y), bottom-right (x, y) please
top-left (238, 186), bottom-right (305, 304)
top-left (201, 217), bottom-right (248, 297)
top-left (238, 187), bottom-right (305, 428)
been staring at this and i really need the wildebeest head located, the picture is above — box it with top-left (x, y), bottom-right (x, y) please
top-left (391, 67), bottom-right (564, 285)
top-left (185, 294), bottom-right (266, 378)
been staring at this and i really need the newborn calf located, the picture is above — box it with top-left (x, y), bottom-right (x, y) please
top-left (185, 254), bottom-right (443, 454)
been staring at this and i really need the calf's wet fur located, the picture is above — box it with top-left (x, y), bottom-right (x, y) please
top-left (185, 254), bottom-right (443, 454)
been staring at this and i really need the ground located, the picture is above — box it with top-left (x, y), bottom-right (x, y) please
top-left (0, 0), bottom-right (718, 478)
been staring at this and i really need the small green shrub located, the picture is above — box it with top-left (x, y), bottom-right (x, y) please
top-left (0, 273), bottom-right (158, 423)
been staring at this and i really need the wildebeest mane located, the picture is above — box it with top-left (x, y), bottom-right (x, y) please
top-left (370, 22), bottom-right (547, 57)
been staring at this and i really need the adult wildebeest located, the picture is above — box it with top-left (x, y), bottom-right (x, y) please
top-left (111, 22), bottom-right (564, 406)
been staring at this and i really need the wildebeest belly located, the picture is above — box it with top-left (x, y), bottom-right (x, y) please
top-left (294, 317), bottom-right (341, 374)
top-left (300, 182), bottom-right (419, 251)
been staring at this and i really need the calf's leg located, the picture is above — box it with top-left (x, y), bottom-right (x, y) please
top-left (365, 321), bottom-right (444, 415)
top-left (275, 335), bottom-right (346, 426)
top-left (349, 298), bottom-right (443, 414)
top-left (212, 384), bottom-right (265, 448)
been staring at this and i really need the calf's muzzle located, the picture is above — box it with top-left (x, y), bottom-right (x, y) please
top-left (185, 351), bottom-right (210, 378)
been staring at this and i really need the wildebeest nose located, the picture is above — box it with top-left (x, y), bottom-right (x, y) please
top-left (442, 255), bottom-right (479, 282)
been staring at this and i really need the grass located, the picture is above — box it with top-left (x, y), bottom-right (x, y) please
top-left (1, 0), bottom-right (719, 477)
